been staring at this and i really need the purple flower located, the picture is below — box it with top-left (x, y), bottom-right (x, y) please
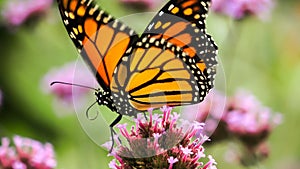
top-left (1, 0), bottom-right (53, 27)
top-left (203, 155), bottom-right (218, 169)
top-left (105, 106), bottom-right (217, 169)
top-left (120, 0), bottom-right (161, 10)
top-left (0, 135), bottom-right (56, 169)
top-left (211, 0), bottom-right (274, 20)
top-left (184, 89), bottom-right (281, 144)
top-left (224, 90), bottom-right (282, 146)
top-left (182, 89), bottom-right (282, 166)
top-left (167, 156), bottom-right (178, 169)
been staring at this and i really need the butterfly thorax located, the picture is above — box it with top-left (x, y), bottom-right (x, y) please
top-left (95, 89), bottom-right (117, 113)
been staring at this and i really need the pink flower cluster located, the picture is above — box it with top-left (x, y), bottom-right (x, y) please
top-left (106, 106), bottom-right (217, 169)
top-left (184, 90), bottom-right (281, 142)
top-left (211, 0), bottom-right (274, 20)
top-left (183, 89), bottom-right (282, 165)
top-left (225, 90), bottom-right (282, 145)
top-left (1, 0), bottom-right (53, 27)
top-left (0, 135), bottom-right (56, 169)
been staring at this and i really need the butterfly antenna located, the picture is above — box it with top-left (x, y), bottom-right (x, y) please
top-left (50, 81), bottom-right (97, 91)
top-left (85, 101), bottom-right (99, 120)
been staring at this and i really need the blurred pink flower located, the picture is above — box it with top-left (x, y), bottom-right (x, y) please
top-left (224, 90), bottom-right (282, 146)
top-left (211, 0), bottom-right (274, 20)
top-left (120, 0), bottom-right (161, 10)
top-left (1, 0), bottom-right (53, 27)
top-left (42, 61), bottom-right (94, 104)
top-left (0, 135), bottom-right (56, 169)
top-left (182, 89), bottom-right (282, 166)
top-left (184, 89), bottom-right (281, 144)
top-left (41, 61), bottom-right (96, 116)
top-left (105, 106), bottom-right (217, 169)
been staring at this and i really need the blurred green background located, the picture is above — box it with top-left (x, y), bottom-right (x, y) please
top-left (0, 0), bottom-right (300, 168)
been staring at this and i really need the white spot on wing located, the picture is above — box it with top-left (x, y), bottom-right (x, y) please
top-left (148, 22), bottom-right (154, 31)
top-left (159, 11), bottom-right (164, 16)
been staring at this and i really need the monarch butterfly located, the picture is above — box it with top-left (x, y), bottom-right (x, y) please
top-left (57, 0), bottom-right (218, 148)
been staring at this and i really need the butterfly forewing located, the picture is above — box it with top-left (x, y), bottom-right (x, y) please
top-left (143, 0), bottom-right (218, 89)
top-left (57, 0), bottom-right (138, 89)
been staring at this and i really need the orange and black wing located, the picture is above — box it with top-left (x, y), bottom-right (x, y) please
top-left (143, 0), bottom-right (218, 89)
top-left (111, 35), bottom-right (207, 115)
top-left (110, 0), bottom-right (218, 115)
top-left (57, 0), bottom-right (138, 89)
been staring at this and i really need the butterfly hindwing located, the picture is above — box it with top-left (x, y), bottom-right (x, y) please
top-left (111, 35), bottom-right (207, 115)
top-left (57, 0), bottom-right (138, 89)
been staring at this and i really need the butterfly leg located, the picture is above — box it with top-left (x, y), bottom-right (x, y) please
top-left (143, 112), bottom-right (148, 120)
top-left (109, 114), bottom-right (123, 153)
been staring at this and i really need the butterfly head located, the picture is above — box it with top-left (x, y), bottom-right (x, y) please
top-left (95, 89), bottom-right (117, 112)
